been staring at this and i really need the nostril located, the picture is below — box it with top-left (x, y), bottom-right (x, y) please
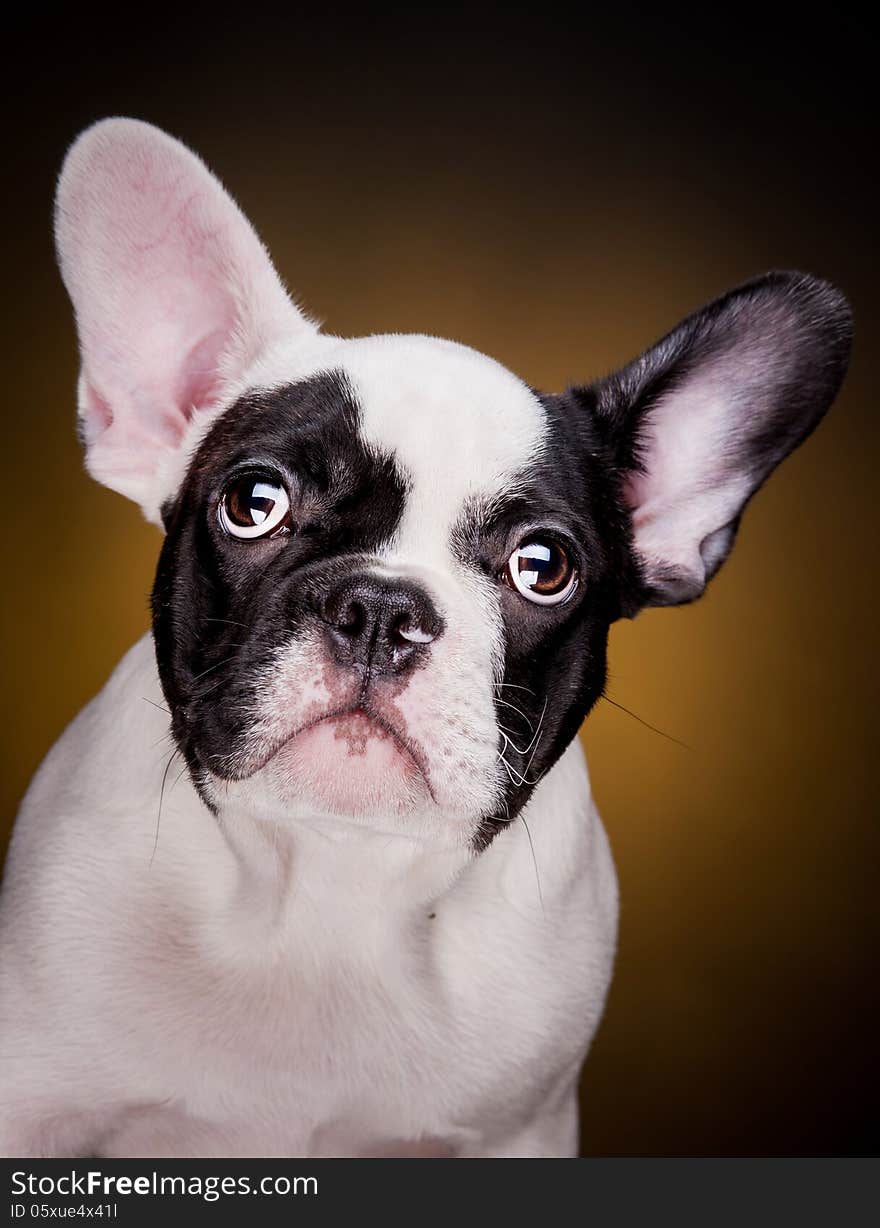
top-left (335, 599), bottom-right (367, 637)
top-left (320, 575), bottom-right (443, 672)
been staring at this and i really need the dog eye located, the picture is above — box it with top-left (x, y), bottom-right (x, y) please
top-left (218, 476), bottom-right (291, 540)
top-left (505, 538), bottom-right (577, 605)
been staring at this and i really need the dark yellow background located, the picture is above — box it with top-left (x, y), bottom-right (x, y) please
top-left (3, 13), bottom-right (876, 1155)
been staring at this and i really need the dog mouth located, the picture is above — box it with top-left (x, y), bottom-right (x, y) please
top-left (297, 704), bottom-right (434, 795)
top-left (223, 699), bottom-right (436, 806)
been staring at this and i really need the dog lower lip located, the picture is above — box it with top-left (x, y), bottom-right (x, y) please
top-left (229, 702), bottom-right (436, 801)
top-left (310, 706), bottom-right (434, 794)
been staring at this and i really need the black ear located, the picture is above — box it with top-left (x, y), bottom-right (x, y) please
top-left (581, 272), bottom-right (852, 609)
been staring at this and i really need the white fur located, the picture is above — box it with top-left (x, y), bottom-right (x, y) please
top-left (1, 119), bottom-right (619, 1158)
top-left (0, 638), bottom-right (617, 1157)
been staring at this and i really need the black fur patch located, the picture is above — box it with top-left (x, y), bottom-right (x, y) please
top-left (455, 393), bottom-right (640, 848)
top-left (464, 272), bottom-right (852, 843)
top-left (152, 371), bottom-right (408, 796)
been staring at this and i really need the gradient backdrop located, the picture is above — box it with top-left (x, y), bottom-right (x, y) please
top-left (2, 12), bottom-right (877, 1156)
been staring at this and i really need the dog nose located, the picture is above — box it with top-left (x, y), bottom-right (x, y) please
top-left (320, 575), bottom-right (444, 675)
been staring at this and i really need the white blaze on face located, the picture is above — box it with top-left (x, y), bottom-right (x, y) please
top-left (343, 335), bottom-right (548, 820)
top-left (223, 333), bottom-right (549, 839)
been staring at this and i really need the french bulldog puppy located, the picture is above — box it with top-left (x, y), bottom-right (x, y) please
top-left (0, 119), bottom-right (851, 1157)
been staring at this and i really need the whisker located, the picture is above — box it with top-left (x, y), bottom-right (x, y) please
top-left (521, 700), bottom-right (547, 773)
top-left (141, 696), bottom-right (171, 715)
top-left (499, 698), bottom-right (547, 770)
top-left (196, 674), bottom-right (238, 699)
top-left (498, 728), bottom-right (531, 756)
top-left (520, 814), bottom-right (545, 917)
top-left (498, 753), bottom-right (522, 788)
top-left (494, 697), bottom-right (534, 731)
top-left (494, 682), bottom-right (538, 698)
top-left (497, 749), bottom-right (535, 789)
top-left (518, 698), bottom-right (547, 758)
top-left (191, 650), bottom-right (243, 683)
top-left (600, 693), bottom-right (691, 750)
top-left (150, 749), bottom-right (180, 868)
top-left (169, 760), bottom-right (190, 794)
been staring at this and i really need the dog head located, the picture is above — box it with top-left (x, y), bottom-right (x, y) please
top-left (55, 119), bottom-right (851, 849)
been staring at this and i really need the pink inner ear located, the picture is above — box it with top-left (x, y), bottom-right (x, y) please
top-left (56, 118), bottom-right (310, 513)
top-left (81, 331), bottom-right (228, 451)
top-left (174, 326), bottom-right (233, 422)
top-left (74, 175), bottom-right (245, 452)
